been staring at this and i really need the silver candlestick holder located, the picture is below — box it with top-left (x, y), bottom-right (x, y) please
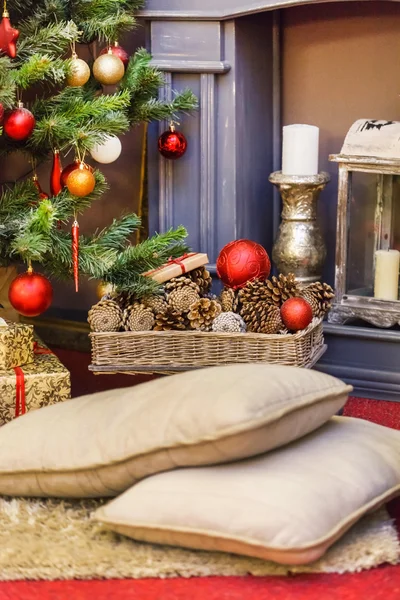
top-left (269, 171), bottom-right (330, 285)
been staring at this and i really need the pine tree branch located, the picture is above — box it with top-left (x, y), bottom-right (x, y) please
top-left (130, 90), bottom-right (199, 124)
top-left (12, 55), bottom-right (70, 89)
top-left (0, 57), bottom-right (17, 108)
top-left (0, 180), bottom-right (39, 219)
top-left (10, 199), bottom-right (58, 262)
top-left (95, 214), bottom-right (142, 250)
top-left (44, 229), bottom-right (119, 279)
top-left (71, 0), bottom-right (144, 42)
top-left (121, 48), bottom-right (164, 100)
top-left (106, 226), bottom-right (189, 286)
top-left (17, 21), bottom-right (79, 62)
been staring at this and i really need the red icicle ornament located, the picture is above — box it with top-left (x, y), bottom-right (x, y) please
top-left (72, 219), bottom-right (79, 292)
top-left (32, 175), bottom-right (49, 201)
top-left (50, 149), bottom-right (63, 196)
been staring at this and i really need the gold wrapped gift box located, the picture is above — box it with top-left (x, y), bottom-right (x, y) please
top-left (0, 321), bottom-right (34, 370)
top-left (0, 342), bottom-right (71, 426)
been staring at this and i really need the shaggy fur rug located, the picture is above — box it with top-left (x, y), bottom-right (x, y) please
top-left (0, 498), bottom-right (398, 580)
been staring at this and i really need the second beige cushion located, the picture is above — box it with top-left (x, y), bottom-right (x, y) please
top-left (0, 364), bottom-right (351, 497)
top-left (95, 416), bottom-right (400, 565)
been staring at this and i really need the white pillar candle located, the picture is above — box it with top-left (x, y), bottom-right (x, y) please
top-left (374, 249), bottom-right (400, 300)
top-left (282, 124), bottom-right (319, 176)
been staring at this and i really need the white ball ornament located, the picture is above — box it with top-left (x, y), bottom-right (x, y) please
top-left (90, 135), bottom-right (122, 164)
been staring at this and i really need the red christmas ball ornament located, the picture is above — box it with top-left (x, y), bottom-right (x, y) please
top-left (100, 42), bottom-right (129, 68)
top-left (0, 9), bottom-right (19, 58)
top-left (8, 268), bottom-right (53, 317)
top-left (60, 160), bottom-right (93, 187)
top-left (281, 297), bottom-right (313, 332)
top-left (4, 102), bottom-right (35, 141)
top-left (216, 239), bottom-right (271, 290)
top-left (158, 123), bottom-right (187, 160)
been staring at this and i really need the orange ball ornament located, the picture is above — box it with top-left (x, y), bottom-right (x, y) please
top-left (61, 160), bottom-right (93, 187)
top-left (66, 163), bottom-right (96, 197)
top-left (281, 297), bottom-right (313, 332)
top-left (216, 239), bottom-right (271, 290)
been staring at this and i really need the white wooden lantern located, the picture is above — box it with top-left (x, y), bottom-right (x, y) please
top-left (329, 119), bottom-right (400, 328)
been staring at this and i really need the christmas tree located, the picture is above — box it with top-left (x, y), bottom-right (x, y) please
top-left (0, 0), bottom-right (197, 315)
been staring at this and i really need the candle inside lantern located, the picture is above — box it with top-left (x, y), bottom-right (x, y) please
top-left (282, 124), bottom-right (319, 176)
top-left (374, 249), bottom-right (400, 300)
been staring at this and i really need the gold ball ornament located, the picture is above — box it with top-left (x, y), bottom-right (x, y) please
top-left (93, 50), bottom-right (124, 85)
top-left (96, 281), bottom-right (114, 300)
top-left (66, 53), bottom-right (91, 87)
top-left (66, 163), bottom-right (96, 197)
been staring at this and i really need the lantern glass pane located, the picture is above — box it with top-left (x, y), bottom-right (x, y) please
top-left (346, 172), bottom-right (376, 296)
top-left (391, 175), bottom-right (400, 252)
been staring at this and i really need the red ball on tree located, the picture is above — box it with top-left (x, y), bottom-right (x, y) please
top-left (4, 102), bottom-right (35, 141)
top-left (60, 160), bottom-right (93, 187)
top-left (281, 297), bottom-right (313, 332)
top-left (100, 42), bottom-right (129, 68)
top-left (8, 268), bottom-right (53, 317)
top-left (216, 239), bottom-right (271, 290)
top-left (158, 124), bottom-right (187, 160)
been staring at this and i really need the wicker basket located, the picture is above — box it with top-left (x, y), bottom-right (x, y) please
top-left (89, 317), bottom-right (325, 375)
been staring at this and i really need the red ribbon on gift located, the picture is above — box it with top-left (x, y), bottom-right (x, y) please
top-left (143, 252), bottom-right (197, 277)
top-left (166, 253), bottom-right (191, 274)
top-left (33, 341), bottom-right (54, 356)
top-left (14, 366), bottom-right (26, 417)
top-left (13, 343), bottom-right (54, 418)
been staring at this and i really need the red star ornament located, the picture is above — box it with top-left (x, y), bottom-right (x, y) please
top-left (0, 10), bottom-right (19, 59)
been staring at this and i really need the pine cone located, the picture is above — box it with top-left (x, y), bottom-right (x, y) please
top-left (212, 312), bottom-right (246, 333)
top-left (88, 299), bottom-right (123, 332)
top-left (240, 302), bottom-right (283, 334)
top-left (239, 279), bottom-right (270, 305)
top-left (188, 298), bottom-right (222, 331)
top-left (299, 290), bottom-right (320, 318)
top-left (114, 291), bottom-right (135, 311)
top-left (301, 282), bottom-right (335, 317)
top-left (219, 287), bottom-right (241, 313)
top-left (168, 286), bottom-right (200, 313)
top-left (123, 303), bottom-right (155, 332)
top-left (263, 273), bottom-right (300, 307)
top-left (164, 276), bottom-right (200, 295)
top-left (143, 295), bottom-right (168, 315)
top-left (188, 267), bottom-right (212, 295)
top-left (154, 307), bottom-right (188, 331)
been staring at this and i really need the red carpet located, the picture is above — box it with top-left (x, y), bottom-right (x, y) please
top-left (1, 351), bottom-right (400, 600)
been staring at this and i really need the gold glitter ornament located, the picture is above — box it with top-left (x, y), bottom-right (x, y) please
top-left (96, 281), bottom-right (114, 300)
top-left (66, 53), bottom-right (91, 87)
top-left (93, 49), bottom-right (124, 85)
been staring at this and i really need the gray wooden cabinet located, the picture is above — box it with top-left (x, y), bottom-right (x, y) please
top-left (146, 12), bottom-right (278, 273)
top-left (142, 0), bottom-right (400, 402)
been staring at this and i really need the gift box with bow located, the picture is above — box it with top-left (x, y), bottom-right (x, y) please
top-left (0, 319), bottom-right (34, 370)
top-left (142, 253), bottom-right (209, 284)
top-left (0, 341), bottom-right (71, 426)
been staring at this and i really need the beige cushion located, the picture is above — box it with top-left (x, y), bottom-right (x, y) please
top-left (95, 416), bottom-right (400, 565)
top-left (0, 364), bottom-right (351, 498)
